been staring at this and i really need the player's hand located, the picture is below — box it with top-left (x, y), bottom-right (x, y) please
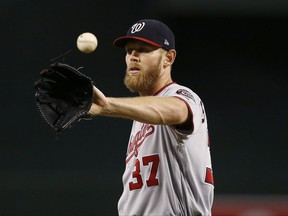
top-left (88, 86), bottom-right (108, 116)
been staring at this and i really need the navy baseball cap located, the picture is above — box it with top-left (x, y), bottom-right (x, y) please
top-left (113, 19), bottom-right (175, 51)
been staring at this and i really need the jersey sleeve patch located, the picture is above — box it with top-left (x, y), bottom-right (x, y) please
top-left (176, 89), bottom-right (196, 103)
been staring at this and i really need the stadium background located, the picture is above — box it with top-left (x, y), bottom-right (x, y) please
top-left (0, 0), bottom-right (287, 215)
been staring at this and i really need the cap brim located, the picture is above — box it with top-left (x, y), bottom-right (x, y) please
top-left (113, 36), bottom-right (162, 49)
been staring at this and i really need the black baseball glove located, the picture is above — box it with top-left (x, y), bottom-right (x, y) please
top-left (34, 62), bottom-right (94, 134)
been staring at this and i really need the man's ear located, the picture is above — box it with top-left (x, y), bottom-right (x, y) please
top-left (165, 49), bottom-right (177, 67)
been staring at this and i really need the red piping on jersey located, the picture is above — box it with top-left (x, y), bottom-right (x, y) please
top-left (154, 82), bottom-right (176, 96)
top-left (173, 96), bottom-right (194, 133)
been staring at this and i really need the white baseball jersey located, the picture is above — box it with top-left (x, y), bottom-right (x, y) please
top-left (118, 82), bottom-right (214, 216)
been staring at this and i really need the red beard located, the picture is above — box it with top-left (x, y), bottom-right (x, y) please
top-left (124, 59), bottom-right (162, 93)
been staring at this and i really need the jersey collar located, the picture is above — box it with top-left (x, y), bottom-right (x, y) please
top-left (154, 82), bottom-right (176, 96)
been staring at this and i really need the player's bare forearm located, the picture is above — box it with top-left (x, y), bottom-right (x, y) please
top-left (89, 87), bottom-right (189, 125)
top-left (103, 96), bottom-right (188, 125)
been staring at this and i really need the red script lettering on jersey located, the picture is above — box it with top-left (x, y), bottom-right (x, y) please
top-left (126, 124), bottom-right (155, 164)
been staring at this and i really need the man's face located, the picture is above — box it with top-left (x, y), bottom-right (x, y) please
top-left (124, 40), bottom-right (165, 94)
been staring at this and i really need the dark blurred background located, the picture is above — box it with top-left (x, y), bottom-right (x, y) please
top-left (1, 0), bottom-right (287, 215)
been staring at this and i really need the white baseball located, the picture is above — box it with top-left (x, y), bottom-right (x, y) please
top-left (77, 32), bottom-right (98, 53)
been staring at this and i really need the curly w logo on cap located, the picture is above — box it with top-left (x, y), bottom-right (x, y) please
top-left (131, 22), bottom-right (145, 33)
top-left (113, 19), bottom-right (175, 51)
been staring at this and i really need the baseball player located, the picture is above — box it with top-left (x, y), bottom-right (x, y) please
top-left (89, 19), bottom-right (214, 216)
